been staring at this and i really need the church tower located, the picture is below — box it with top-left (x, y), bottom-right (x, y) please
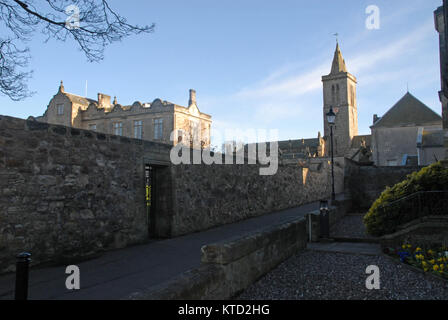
top-left (322, 43), bottom-right (358, 157)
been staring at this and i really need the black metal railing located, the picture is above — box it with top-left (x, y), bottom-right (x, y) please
top-left (378, 191), bottom-right (448, 230)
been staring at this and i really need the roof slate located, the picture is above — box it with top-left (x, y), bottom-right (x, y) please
top-left (372, 92), bottom-right (442, 128)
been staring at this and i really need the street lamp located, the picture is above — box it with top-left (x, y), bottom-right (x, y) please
top-left (326, 107), bottom-right (336, 201)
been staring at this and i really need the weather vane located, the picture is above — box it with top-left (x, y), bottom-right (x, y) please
top-left (334, 33), bottom-right (339, 43)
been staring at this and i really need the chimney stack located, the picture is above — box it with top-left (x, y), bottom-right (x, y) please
top-left (98, 93), bottom-right (111, 110)
top-left (373, 114), bottom-right (379, 124)
top-left (189, 89), bottom-right (197, 107)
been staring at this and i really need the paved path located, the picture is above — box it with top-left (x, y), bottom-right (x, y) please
top-left (0, 196), bottom-right (343, 300)
top-left (309, 213), bottom-right (381, 256)
top-left (330, 213), bottom-right (379, 241)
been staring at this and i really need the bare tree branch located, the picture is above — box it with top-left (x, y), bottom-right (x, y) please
top-left (0, 0), bottom-right (155, 100)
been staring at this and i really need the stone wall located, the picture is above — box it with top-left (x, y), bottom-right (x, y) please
top-left (128, 216), bottom-right (308, 300)
top-left (169, 156), bottom-right (345, 236)
top-left (344, 159), bottom-right (422, 210)
top-left (0, 115), bottom-right (172, 273)
top-left (381, 216), bottom-right (448, 250)
top-left (1, 114), bottom-right (345, 273)
top-left (42, 86), bottom-right (212, 148)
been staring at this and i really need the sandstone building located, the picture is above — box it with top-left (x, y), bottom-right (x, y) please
top-left (242, 43), bottom-right (364, 162)
top-left (322, 43), bottom-right (359, 158)
top-left (240, 43), bottom-right (444, 167)
top-left (321, 43), bottom-right (444, 167)
top-left (37, 82), bottom-right (212, 148)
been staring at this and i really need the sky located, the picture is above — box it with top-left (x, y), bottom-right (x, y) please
top-left (0, 0), bottom-right (445, 148)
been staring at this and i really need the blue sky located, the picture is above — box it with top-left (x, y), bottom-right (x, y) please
top-left (0, 0), bottom-right (444, 147)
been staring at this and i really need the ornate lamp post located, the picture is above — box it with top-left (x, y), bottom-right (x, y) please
top-left (326, 108), bottom-right (336, 201)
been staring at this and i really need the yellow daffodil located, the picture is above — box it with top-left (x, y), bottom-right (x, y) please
top-left (433, 265), bottom-right (439, 271)
top-left (424, 267), bottom-right (429, 272)
top-left (438, 258), bottom-right (443, 263)
top-left (416, 247), bottom-right (422, 252)
top-left (440, 264), bottom-right (445, 270)
top-left (428, 249), bottom-right (434, 255)
top-left (402, 244), bottom-right (407, 249)
top-left (429, 259), bottom-right (436, 265)
top-left (422, 261), bottom-right (427, 267)
top-left (407, 244), bottom-right (412, 249)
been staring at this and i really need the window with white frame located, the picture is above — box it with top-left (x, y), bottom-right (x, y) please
top-left (89, 124), bottom-right (97, 131)
top-left (113, 122), bottom-right (123, 136)
top-left (57, 104), bottom-right (64, 115)
top-left (154, 118), bottom-right (163, 140)
top-left (134, 120), bottom-right (143, 139)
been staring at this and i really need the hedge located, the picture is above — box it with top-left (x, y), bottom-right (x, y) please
top-left (363, 162), bottom-right (448, 237)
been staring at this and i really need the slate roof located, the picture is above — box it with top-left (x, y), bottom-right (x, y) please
top-left (64, 93), bottom-right (97, 106)
top-left (372, 92), bottom-right (442, 128)
top-left (278, 138), bottom-right (320, 150)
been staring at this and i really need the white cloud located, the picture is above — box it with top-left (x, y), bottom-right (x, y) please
top-left (350, 19), bottom-right (434, 75)
top-left (235, 63), bottom-right (329, 99)
top-left (205, 16), bottom-right (438, 145)
top-left (235, 18), bottom-right (434, 103)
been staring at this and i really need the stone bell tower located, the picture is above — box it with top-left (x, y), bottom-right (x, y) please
top-left (322, 42), bottom-right (359, 157)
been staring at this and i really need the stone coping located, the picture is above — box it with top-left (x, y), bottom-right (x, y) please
top-left (382, 216), bottom-right (448, 241)
top-left (201, 217), bottom-right (305, 265)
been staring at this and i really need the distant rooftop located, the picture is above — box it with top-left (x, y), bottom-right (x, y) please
top-left (372, 92), bottom-right (442, 128)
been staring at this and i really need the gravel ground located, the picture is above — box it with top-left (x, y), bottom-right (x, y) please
top-left (238, 250), bottom-right (448, 300)
top-left (331, 214), bottom-right (377, 240)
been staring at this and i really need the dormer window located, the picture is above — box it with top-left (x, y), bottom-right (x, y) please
top-left (57, 104), bottom-right (64, 115)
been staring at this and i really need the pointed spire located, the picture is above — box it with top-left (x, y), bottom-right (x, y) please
top-left (59, 80), bottom-right (65, 93)
top-left (330, 43), bottom-right (347, 74)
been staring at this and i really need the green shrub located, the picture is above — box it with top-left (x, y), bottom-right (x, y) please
top-left (364, 162), bottom-right (448, 237)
